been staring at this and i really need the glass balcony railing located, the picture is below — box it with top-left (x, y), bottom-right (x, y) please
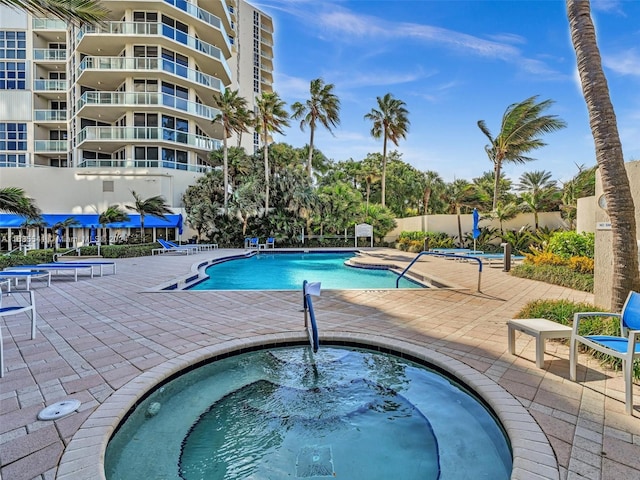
top-left (76, 157), bottom-right (213, 173)
top-left (260, 37), bottom-right (273, 46)
top-left (34, 110), bottom-right (67, 122)
top-left (77, 91), bottom-right (220, 120)
top-left (77, 126), bottom-right (221, 151)
top-left (34, 140), bottom-right (68, 152)
top-left (77, 21), bottom-right (231, 79)
top-left (32, 18), bottom-right (67, 30)
top-left (33, 49), bottom-right (67, 61)
top-left (77, 57), bottom-right (224, 93)
top-left (33, 80), bottom-right (68, 91)
top-left (163, 0), bottom-right (228, 34)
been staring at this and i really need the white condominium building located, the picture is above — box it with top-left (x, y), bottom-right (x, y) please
top-left (0, 0), bottom-right (274, 249)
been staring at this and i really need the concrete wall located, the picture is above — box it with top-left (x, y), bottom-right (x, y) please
top-left (593, 160), bottom-right (640, 309)
top-left (385, 211), bottom-right (566, 242)
top-left (576, 196), bottom-right (596, 233)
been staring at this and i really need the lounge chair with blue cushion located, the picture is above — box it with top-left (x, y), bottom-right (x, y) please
top-left (0, 289), bottom-right (37, 377)
top-left (570, 291), bottom-right (640, 414)
top-left (163, 239), bottom-right (200, 253)
top-left (156, 239), bottom-right (194, 255)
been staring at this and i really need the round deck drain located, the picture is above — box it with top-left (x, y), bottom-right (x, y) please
top-left (38, 399), bottom-right (81, 421)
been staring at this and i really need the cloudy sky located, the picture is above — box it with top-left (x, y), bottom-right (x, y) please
top-left (252, 0), bottom-right (640, 184)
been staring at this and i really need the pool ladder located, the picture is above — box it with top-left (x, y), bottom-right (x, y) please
top-left (302, 280), bottom-right (320, 353)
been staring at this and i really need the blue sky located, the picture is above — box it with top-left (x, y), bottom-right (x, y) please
top-left (252, 0), bottom-right (640, 185)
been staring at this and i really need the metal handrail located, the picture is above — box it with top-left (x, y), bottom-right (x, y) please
top-left (302, 280), bottom-right (319, 353)
top-left (53, 247), bottom-right (80, 261)
top-left (396, 251), bottom-right (484, 292)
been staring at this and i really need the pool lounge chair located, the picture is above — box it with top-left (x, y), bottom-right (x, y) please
top-left (0, 270), bottom-right (52, 290)
top-left (6, 264), bottom-right (93, 282)
top-left (155, 239), bottom-right (195, 255)
top-left (56, 261), bottom-right (116, 276)
top-left (570, 290), bottom-right (640, 414)
top-left (163, 240), bottom-right (201, 253)
top-left (0, 289), bottom-right (37, 377)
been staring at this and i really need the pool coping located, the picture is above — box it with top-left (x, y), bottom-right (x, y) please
top-left (56, 332), bottom-right (558, 480)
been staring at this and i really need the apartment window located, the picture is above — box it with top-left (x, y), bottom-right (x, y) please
top-left (49, 130), bottom-right (68, 140)
top-left (134, 79), bottom-right (158, 92)
top-left (49, 71), bottom-right (66, 80)
top-left (162, 147), bottom-right (187, 170)
top-left (48, 43), bottom-right (66, 50)
top-left (161, 48), bottom-right (188, 78)
top-left (162, 115), bottom-right (188, 143)
top-left (0, 60), bottom-right (26, 90)
top-left (51, 101), bottom-right (67, 110)
top-left (0, 123), bottom-right (27, 150)
top-left (0, 154), bottom-right (26, 167)
top-left (133, 45), bottom-right (158, 58)
top-left (134, 146), bottom-right (158, 167)
top-left (134, 113), bottom-right (158, 127)
top-left (133, 11), bottom-right (157, 22)
top-left (161, 82), bottom-right (188, 111)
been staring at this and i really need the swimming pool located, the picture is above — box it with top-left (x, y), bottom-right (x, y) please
top-left (105, 346), bottom-right (512, 479)
top-left (188, 252), bottom-right (422, 290)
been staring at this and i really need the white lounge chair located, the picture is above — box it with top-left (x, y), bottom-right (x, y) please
top-left (570, 291), bottom-right (640, 414)
top-left (0, 290), bottom-right (37, 377)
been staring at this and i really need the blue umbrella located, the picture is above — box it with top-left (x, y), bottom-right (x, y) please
top-left (472, 208), bottom-right (481, 252)
top-left (90, 226), bottom-right (97, 244)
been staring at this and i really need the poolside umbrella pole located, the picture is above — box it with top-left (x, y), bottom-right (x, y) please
top-left (472, 208), bottom-right (481, 253)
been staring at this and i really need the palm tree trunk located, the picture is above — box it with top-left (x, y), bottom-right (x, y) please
top-left (567, 0), bottom-right (640, 309)
top-left (307, 126), bottom-right (315, 178)
top-left (140, 216), bottom-right (145, 242)
top-left (456, 206), bottom-right (463, 248)
top-left (423, 187), bottom-right (432, 215)
top-left (264, 137), bottom-right (270, 213)
top-left (492, 161), bottom-right (501, 210)
top-left (381, 133), bottom-right (388, 207)
top-left (223, 136), bottom-right (229, 215)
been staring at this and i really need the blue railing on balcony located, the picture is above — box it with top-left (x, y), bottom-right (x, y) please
top-left (77, 91), bottom-right (220, 120)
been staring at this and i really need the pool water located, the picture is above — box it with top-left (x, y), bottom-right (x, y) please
top-left (105, 346), bottom-right (512, 479)
top-left (188, 252), bottom-right (422, 290)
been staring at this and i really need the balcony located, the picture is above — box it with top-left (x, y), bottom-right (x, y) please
top-left (33, 49), bottom-right (67, 61)
top-left (76, 126), bottom-right (221, 153)
top-left (76, 157), bottom-right (213, 173)
top-left (32, 18), bottom-right (67, 30)
top-left (76, 91), bottom-right (221, 126)
top-left (76, 22), bottom-right (231, 83)
top-left (34, 110), bottom-right (67, 122)
top-left (33, 79), bottom-right (68, 91)
top-left (76, 57), bottom-right (224, 98)
top-left (163, 0), bottom-right (231, 54)
top-left (34, 140), bottom-right (68, 153)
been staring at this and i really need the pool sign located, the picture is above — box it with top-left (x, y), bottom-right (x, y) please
top-left (355, 223), bottom-right (373, 247)
top-left (596, 222), bottom-right (612, 230)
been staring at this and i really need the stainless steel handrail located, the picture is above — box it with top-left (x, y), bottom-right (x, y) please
top-left (396, 251), bottom-right (483, 292)
top-left (302, 280), bottom-right (319, 353)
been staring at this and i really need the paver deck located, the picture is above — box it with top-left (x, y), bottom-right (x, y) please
top-left (1, 248), bottom-right (639, 479)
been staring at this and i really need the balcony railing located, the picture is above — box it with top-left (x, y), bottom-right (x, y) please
top-left (77, 91), bottom-right (220, 120)
top-left (33, 80), bottom-right (68, 91)
top-left (34, 140), bottom-right (68, 152)
top-left (260, 37), bottom-right (273, 46)
top-left (77, 56), bottom-right (224, 93)
top-left (33, 49), bottom-right (67, 61)
top-left (77, 21), bottom-right (230, 79)
top-left (34, 110), bottom-right (67, 122)
top-left (164, 0), bottom-right (231, 50)
top-left (77, 126), bottom-right (221, 151)
top-left (76, 157), bottom-right (213, 173)
top-left (32, 18), bottom-right (67, 30)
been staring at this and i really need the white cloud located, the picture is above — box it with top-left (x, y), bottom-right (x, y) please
top-left (603, 48), bottom-right (640, 76)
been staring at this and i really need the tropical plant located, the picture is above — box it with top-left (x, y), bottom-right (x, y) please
top-left (51, 217), bottom-right (80, 252)
top-left (486, 201), bottom-right (520, 236)
top-left (560, 164), bottom-right (596, 228)
top-left (98, 205), bottom-right (130, 245)
top-left (229, 178), bottom-right (263, 236)
top-left (255, 91), bottom-right (290, 213)
top-left (291, 78), bottom-right (341, 177)
top-left (472, 171), bottom-right (514, 211)
top-left (0, 187), bottom-right (40, 219)
top-left (361, 203), bottom-right (397, 243)
top-left (212, 89), bottom-right (252, 214)
top-left (567, 0), bottom-right (640, 310)
top-left (2, 0), bottom-right (109, 26)
top-left (125, 191), bottom-right (173, 242)
top-left (442, 179), bottom-right (477, 247)
top-left (517, 170), bottom-right (560, 229)
top-left (422, 170), bottom-right (446, 215)
top-left (477, 96), bottom-right (567, 210)
top-left (364, 93), bottom-right (410, 208)
top-left (315, 181), bottom-right (363, 235)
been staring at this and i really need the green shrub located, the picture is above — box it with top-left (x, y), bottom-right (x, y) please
top-left (511, 263), bottom-right (593, 292)
top-left (516, 299), bottom-right (639, 379)
top-left (547, 231), bottom-right (594, 259)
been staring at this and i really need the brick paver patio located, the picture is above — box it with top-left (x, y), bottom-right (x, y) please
top-left (1, 248), bottom-right (639, 479)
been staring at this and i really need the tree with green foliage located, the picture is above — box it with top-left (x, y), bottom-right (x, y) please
top-left (212, 89), bottom-right (252, 214)
top-left (291, 78), bottom-right (341, 178)
top-left (0, 187), bottom-right (40, 219)
top-left (316, 182), bottom-right (363, 236)
top-left (98, 206), bottom-right (130, 245)
top-left (51, 217), bottom-right (79, 252)
top-left (364, 93), bottom-right (410, 208)
top-left (442, 179), bottom-right (478, 247)
top-left (422, 171), bottom-right (446, 215)
top-left (2, 0), bottom-right (109, 25)
top-left (560, 164), bottom-right (596, 228)
top-left (255, 92), bottom-right (290, 213)
top-left (567, 0), bottom-right (640, 309)
top-left (516, 170), bottom-right (560, 229)
top-left (477, 96), bottom-right (566, 210)
top-left (125, 191), bottom-right (173, 242)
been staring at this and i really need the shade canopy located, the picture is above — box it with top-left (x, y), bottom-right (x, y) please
top-left (0, 213), bottom-right (183, 234)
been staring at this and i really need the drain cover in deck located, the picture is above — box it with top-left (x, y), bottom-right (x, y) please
top-left (38, 399), bottom-right (81, 421)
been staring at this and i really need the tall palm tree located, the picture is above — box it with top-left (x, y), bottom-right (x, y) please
top-left (443, 179), bottom-right (477, 247)
top-left (516, 170), bottom-right (558, 229)
top-left (291, 78), bottom-right (341, 178)
top-left (477, 96), bottom-right (566, 210)
top-left (0, 187), bottom-right (40, 219)
top-left (364, 93), bottom-right (410, 207)
top-left (125, 191), bottom-right (173, 242)
top-left (567, 0), bottom-right (640, 309)
top-left (98, 205), bottom-right (130, 245)
top-left (255, 91), bottom-right (290, 213)
top-left (212, 89), bottom-right (252, 214)
top-left (2, 0), bottom-right (109, 26)
top-left (422, 171), bottom-right (445, 215)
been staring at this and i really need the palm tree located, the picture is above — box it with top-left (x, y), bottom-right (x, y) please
top-left (1, 0), bottom-right (109, 26)
top-left (516, 170), bottom-right (559, 229)
top-left (488, 202), bottom-right (519, 236)
top-left (442, 179), bottom-right (477, 247)
top-left (477, 96), bottom-right (567, 210)
top-left (98, 205), bottom-right (130, 245)
top-left (255, 91), bottom-right (290, 213)
top-left (212, 89), bottom-right (252, 214)
top-left (125, 191), bottom-right (173, 243)
top-left (567, 0), bottom-right (640, 309)
top-left (422, 171), bottom-right (445, 215)
top-left (0, 187), bottom-right (40, 219)
top-left (291, 78), bottom-right (341, 178)
top-left (364, 93), bottom-right (410, 208)
top-left (51, 217), bottom-right (79, 252)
